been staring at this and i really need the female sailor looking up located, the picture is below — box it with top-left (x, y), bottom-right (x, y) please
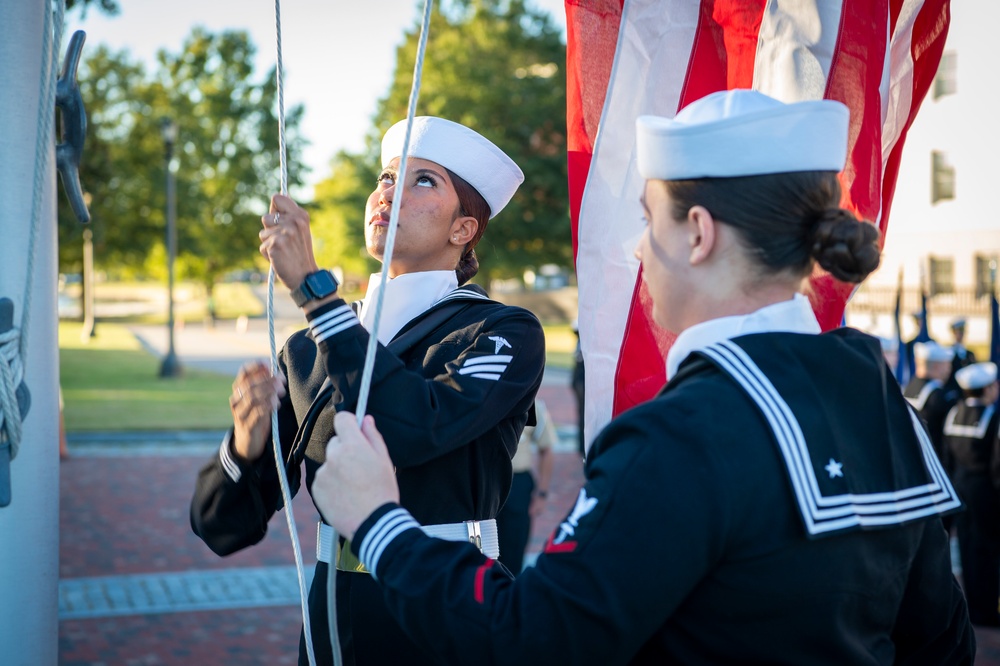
top-left (190, 116), bottom-right (545, 665)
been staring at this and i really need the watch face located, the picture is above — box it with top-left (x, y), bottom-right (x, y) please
top-left (305, 270), bottom-right (337, 298)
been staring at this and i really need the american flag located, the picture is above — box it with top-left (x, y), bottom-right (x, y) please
top-left (567, 0), bottom-right (951, 449)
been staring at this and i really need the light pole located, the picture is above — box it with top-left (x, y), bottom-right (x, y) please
top-left (159, 117), bottom-right (182, 378)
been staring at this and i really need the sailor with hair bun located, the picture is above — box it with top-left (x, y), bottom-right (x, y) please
top-left (945, 361), bottom-right (1000, 627)
top-left (311, 90), bottom-right (975, 664)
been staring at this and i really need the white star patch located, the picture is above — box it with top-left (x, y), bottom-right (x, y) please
top-left (824, 458), bottom-right (844, 479)
top-left (488, 335), bottom-right (512, 354)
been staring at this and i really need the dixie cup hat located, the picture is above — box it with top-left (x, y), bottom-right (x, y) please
top-left (955, 362), bottom-right (998, 390)
top-left (636, 89), bottom-right (850, 180)
top-left (381, 116), bottom-right (524, 219)
top-left (913, 342), bottom-right (954, 364)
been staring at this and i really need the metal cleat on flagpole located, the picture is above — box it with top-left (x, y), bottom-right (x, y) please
top-left (56, 31), bottom-right (90, 225)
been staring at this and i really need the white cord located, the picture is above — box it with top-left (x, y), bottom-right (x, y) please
top-left (270, 1), bottom-right (316, 665)
top-left (329, 0), bottom-right (435, 661)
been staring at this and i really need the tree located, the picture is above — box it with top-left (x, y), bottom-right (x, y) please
top-left (66, 0), bottom-right (119, 17)
top-left (311, 0), bottom-right (568, 285)
top-left (58, 29), bottom-right (307, 303)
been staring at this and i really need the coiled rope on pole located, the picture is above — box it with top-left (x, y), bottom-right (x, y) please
top-left (0, 0), bottom-right (65, 454)
top-left (270, 2), bottom-right (317, 665)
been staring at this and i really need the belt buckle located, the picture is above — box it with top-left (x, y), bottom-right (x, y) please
top-left (465, 520), bottom-right (482, 552)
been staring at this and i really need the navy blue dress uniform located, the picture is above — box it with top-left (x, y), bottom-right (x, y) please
top-left (946, 318), bottom-right (977, 394)
top-left (190, 285), bottom-right (544, 663)
top-left (944, 361), bottom-right (1000, 627)
top-left (346, 316), bottom-right (973, 665)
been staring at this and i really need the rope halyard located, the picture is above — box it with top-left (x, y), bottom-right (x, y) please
top-left (0, 0), bottom-right (65, 463)
top-left (328, 0), bottom-right (435, 660)
top-left (270, 2), bottom-right (317, 665)
top-left (268, 1), bottom-right (434, 661)
top-left (0, 326), bottom-right (25, 449)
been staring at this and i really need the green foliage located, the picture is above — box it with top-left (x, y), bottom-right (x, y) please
top-left (58, 29), bottom-right (307, 293)
top-left (311, 152), bottom-right (379, 279)
top-left (66, 0), bottom-right (119, 17)
top-left (311, 0), bottom-right (569, 283)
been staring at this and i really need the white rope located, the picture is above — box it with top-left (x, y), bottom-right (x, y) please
top-left (270, 2), bottom-right (317, 665)
top-left (267, 1), bottom-right (434, 662)
top-left (329, 0), bottom-right (435, 661)
top-left (0, 329), bottom-right (25, 449)
top-left (1, 0), bottom-right (64, 455)
top-left (354, 0), bottom-right (434, 424)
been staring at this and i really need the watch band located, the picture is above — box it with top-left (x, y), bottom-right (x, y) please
top-left (291, 269), bottom-right (338, 307)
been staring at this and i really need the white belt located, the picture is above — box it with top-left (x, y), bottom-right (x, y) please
top-left (317, 519), bottom-right (499, 564)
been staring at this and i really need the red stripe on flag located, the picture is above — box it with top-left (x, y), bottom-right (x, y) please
top-left (566, 0), bottom-right (624, 262)
top-left (804, 1), bottom-right (890, 330)
top-left (613, 0), bottom-right (766, 417)
top-left (682, 0), bottom-right (767, 103)
top-left (823, 1), bottom-right (888, 224)
top-left (880, 0), bottom-right (949, 234)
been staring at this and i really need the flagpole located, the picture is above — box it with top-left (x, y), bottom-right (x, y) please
top-left (0, 2), bottom-right (61, 663)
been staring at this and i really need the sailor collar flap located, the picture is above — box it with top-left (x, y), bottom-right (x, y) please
top-left (904, 378), bottom-right (943, 412)
top-left (674, 331), bottom-right (962, 539)
top-left (287, 285), bottom-right (501, 474)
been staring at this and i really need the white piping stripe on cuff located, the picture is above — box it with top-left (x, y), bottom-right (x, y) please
top-left (313, 318), bottom-right (359, 343)
top-left (313, 310), bottom-right (356, 332)
top-left (311, 307), bottom-right (356, 326)
top-left (360, 511), bottom-right (412, 564)
top-left (218, 433), bottom-right (242, 483)
top-left (310, 304), bottom-right (353, 328)
top-left (359, 508), bottom-right (420, 580)
top-left (468, 373), bottom-right (501, 380)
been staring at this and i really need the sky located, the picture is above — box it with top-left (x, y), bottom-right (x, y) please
top-left (66, 0), bottom-right (568, 196)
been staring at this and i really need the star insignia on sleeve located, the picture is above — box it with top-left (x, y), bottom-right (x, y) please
top-left (824, 458), bottom-right (844, 479)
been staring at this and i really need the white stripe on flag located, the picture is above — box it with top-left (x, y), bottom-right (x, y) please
top-left (576, 0), bottom-right (700, 449)
top-left (752, 0), bottom-right (844, 101)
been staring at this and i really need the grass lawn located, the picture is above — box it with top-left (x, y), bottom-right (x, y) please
top-left (60, 322), bottom-right (234, 431)
top-left (60, 318), bottom-right (577, 433)
top-left (542, 323), bottom-right (577, 369)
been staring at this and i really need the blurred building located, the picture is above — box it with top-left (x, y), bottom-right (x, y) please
top-left (846, 1), bottom-right (1000, 348)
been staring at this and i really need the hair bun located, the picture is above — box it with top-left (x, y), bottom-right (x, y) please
top-left (810, 209), bottom-right (881, 283)
top-left (456, 249), bottom-right (480, 285)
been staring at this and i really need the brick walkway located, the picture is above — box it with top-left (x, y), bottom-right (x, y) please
top-left (58, 382), bottom-right (586, 664)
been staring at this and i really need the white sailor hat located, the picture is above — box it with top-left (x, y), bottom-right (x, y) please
top-left (381, 116), bottom-right (524, 219)
top-left (956, 362), bottom-right (998, 390)
top-left (913, 341), bottom-right (954, 363)
top-left (950, 317), bottom-right (967, 329)
top-left (635, 89), bottom-right (850, 180)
